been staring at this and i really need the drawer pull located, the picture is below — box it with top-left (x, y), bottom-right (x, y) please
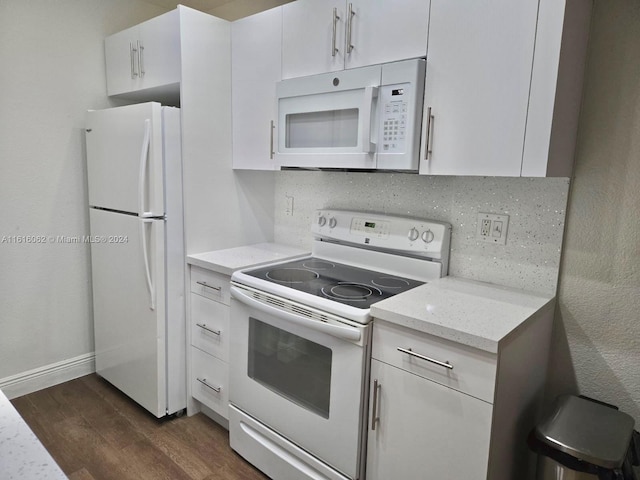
top-left (197, 281), bottom-right (221, 291)
top-left (197, 377), bottom-right (221, 393)
top-left (196, 323), bottom-right (221, 336)
top-left (397, 347), bottom-right (453, 370)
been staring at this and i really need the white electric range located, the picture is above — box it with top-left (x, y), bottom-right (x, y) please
top-left (228, 209), bottom-right (451, 480)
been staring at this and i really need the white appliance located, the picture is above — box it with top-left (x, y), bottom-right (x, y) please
top-left (229, 209), bottom-right (451, 480)
top-left (85, 102), bottom-right (186, 418)
top-left (276, 59), bottom-right (425, 171)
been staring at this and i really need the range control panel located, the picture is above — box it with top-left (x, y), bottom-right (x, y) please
top-left (312, 209), bottom-right (451, 260)
top-left (350, 217), bottom-right (391, 238)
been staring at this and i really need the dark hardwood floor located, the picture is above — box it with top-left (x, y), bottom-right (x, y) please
top-left (10, 374), bottom-right (269, 480)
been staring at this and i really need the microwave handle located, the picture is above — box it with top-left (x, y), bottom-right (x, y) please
top-left (361, 86), bottom-right (378, 153)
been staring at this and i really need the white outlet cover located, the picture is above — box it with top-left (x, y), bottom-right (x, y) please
top-left (285, 195), bottom-right (294, 216)
top-left (476, 212), bottom-right (509, 245)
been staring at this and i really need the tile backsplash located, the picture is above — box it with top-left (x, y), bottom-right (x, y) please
top-left (274, 171), bottom-right (570, 296)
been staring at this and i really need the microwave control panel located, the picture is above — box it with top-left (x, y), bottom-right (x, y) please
top-left (379, 82), bottom-right (411, 154)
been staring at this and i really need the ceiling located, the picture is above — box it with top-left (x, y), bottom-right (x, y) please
top-left (140, 0), bottom-right (295, 21)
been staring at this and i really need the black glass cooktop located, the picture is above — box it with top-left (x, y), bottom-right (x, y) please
top-left (245, 257), bottom-right (424, 309)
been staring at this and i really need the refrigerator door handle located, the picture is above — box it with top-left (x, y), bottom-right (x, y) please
top-left (140, 218), bottom-right (156, 310)
top-left (138, 118), bottom-right (153, 218)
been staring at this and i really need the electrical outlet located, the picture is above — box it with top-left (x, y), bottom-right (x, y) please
top-left (285, 195), bottom-right (294, 216)
top-left (481, 219), bottom-right (491, 237)
top-left (477, 212), bottom-right (509, 245)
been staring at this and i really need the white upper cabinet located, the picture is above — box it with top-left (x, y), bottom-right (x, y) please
top-left (231, 7), bottom-right (282, 170)
top-left (105, 10), bottom-right (180, 101)
top-left (282, 0), bottom-right (345, 79)
top-left (345, 0), bottom-right (430, 70)
top-left (521, 0), bottom-right (592, 177)
top-left (282, 0), bottom-right (430, 79)
top-left (420, 0), bottom-right (592, 177)
top-left (419, 0), bottom-right (539, 176)
top-left (104, 24), bottom-right (139, 96)
top-left (137, 12), bottom-right (181, 90)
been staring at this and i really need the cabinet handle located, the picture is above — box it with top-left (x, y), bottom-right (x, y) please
top-left (346, 3), bottom-right (355, 54)
top-left (138, 40), bottom-right (145, 77)
top-left (196, 281), bottom-right (221, 292)
top-left (270, 120), bottom-right (275, 159)
top-left (196, 323), bottom-right (221, 336)
top-left (130, 42), bottom-right (138, 78)
top-left (397, 347), bottom-right (453, 370)
top-left (196, 377), bottom-right (221, 393)
top-left (371, 379), bottom-right (381, 430)
top-left (424, 107), bottom-right (434, 160)
top-left (332, 7), bottom-right (340, 57)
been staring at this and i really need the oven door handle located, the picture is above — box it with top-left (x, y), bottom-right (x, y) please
top-left (230, 286), bottom-right (362, 342)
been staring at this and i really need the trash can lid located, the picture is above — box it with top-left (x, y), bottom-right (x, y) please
top-left (534, 395), bottom-right (635, 469)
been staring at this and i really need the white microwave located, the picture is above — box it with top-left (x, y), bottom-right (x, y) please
top-left (275, 59), bottom-right (425, 171)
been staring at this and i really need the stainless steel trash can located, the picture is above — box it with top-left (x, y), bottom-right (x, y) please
top-left (531, 395), bottom-right (636, 480)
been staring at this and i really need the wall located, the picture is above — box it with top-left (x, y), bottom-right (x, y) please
top-left (274, 173), bottom-right (569, 296)
top-left (548, 0), bottom-right (640, 423)
top-left (206, 0), bottom-right (293, 21)
top-left (0, 0), bottom-right (168, 386)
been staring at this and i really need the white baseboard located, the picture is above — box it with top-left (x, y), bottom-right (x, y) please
top-left (0, 353), bottom-right (96, 400)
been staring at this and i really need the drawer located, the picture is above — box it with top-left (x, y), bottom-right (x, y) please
top-left (372, 320), bottom-right (497, 403)
top-left (191, 347), bottom-right (229, 419)
top-left (190, 266), bottom-right (230, 305)
top-left (190, 293), bottom-right (229, 361)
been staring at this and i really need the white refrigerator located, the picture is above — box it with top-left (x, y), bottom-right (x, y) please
top-left (85, 102), bottom-right (186, 417)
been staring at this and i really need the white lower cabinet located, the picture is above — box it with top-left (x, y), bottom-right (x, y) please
top-left (367, 316), bottom-right (553, 479)
top-left (366, 359), bottom-right (492, 479)
top-left (191, 347), bottom-right (229, 419)
top-left (188, 266), bottom-right (231, 421)
top-left (191, 294), bottom-right (229, 361)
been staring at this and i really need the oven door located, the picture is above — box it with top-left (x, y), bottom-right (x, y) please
top-left (229, 285), bottom-right (370, 479)
top-left (276, 64), bottom-right (381, 170)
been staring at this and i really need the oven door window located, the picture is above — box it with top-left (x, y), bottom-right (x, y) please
top-left (248, 317), bottom-right (332, 419)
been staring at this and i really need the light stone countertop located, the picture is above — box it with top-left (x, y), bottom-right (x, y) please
top-left (0, 390), bottom-right (67, 480)
top-left (187, 242), bottom-right (309, 276)
top-left (370, 276), bottom-right (555, 354)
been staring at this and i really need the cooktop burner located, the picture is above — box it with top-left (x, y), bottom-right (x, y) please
top-left (266, 268), bottom-right (319, 284)
top-left (245, 257), bottom-right (423, 309)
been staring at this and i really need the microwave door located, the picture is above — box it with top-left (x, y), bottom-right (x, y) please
top-left (275, 65), bottom-right (382, 169)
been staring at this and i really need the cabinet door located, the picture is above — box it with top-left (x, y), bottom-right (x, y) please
top-left (282, 0), bottom-right (345, 79)
top-left (420, 0), bottom-right (538, 176)
top-left (105, 25), bottom-right (140, 96)
top-left (366, 360), bottom-right (492, 479)
top-left (345, 0), bottom-right (430, 70)
top-left (232, 7), bottom-right (282, 170)
top-left (138, 10), bottom-right (180, 91)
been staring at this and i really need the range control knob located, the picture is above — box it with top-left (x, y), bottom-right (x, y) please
top-left (329, 217), bottom-right (337, 229)
top-left (317, 215), bottom-right (327, 227)
top-left (421, 229), bottom-right (435, 243)
top-left (408, 227), bottom-right (420, 242)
